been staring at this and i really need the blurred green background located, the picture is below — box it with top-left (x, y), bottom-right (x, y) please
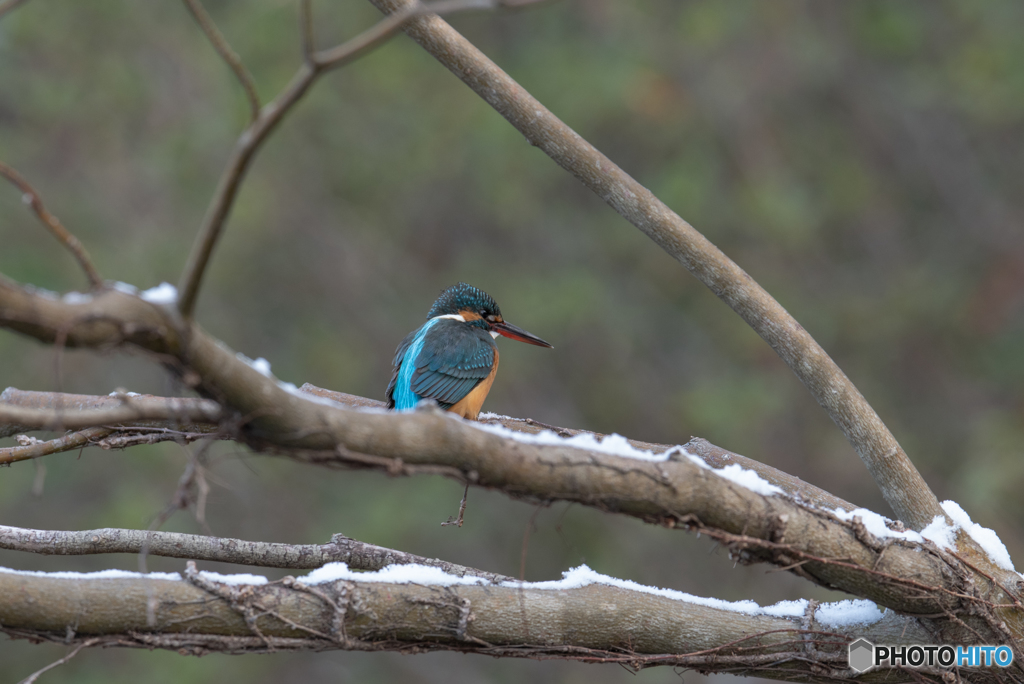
top-left (2, 1), bottom-right (1023, 682)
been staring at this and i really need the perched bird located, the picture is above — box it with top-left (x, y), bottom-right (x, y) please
top-left (387, 283), bottom-right (552, 420)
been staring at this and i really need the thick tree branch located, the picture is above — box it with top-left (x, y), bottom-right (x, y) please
top-left (0, 277), bottom-right (1016, 623)
top-left (0, 525), bottom-right (513, 581)
top-left (180, 0), bottom-right (261, 122)
top-left (0, 569), bottom-right (935, 680)
top-left (1, 386), bottom-right (859, 512)
top-left (364, 0), bottom-right (942, 533)
top-left (0, 161), bottom-right (103, 289)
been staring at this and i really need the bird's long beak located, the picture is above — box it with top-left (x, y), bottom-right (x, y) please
top-left (491, 320), bottom-right (553, 348)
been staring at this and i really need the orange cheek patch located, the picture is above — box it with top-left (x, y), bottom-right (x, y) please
top-left (458, 309), bottom-right (483, 322)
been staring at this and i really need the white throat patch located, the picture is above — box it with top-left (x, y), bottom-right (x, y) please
top-left (431, 314), bottom-right (466, 322)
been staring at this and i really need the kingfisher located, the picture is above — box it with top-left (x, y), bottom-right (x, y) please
top-left (386, 283), bottom-right (553, 420)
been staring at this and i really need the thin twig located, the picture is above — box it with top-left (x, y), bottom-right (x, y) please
top-left (299, 0), bottom-right (315, 63)
top-left (180, 0), bottom-right (261, 121)
top-left (441, 482), bottom-right (470, 527)
top-left (15, 638), bottom-right (101, 684)
top-left (0, 523), bottom-right (513, 580)
top-left (0, 161), bottom-right (103, 288)
top-left (0, 427), bottom-right (114, 466)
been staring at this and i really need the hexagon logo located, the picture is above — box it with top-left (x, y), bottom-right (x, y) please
top-left (848, 638), bottom-right (874, 672)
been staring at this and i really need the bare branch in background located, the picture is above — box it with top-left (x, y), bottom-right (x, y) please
top-left (0, 394), bottom-right (224, 432)
top-left (0, 524), bottom-right (514, 579)
top-left (0, 427), bottom-right (114, 466)
top-left (365, 0), bottom-right (943, 533)
top-left (176, 0), bottom-right (539, 319)
top-left (299, 0), bottom-right (314, 62)
top-left (180, 0), bottom-right (261, 122)
top-left (15, 638), bottom-right (102, 684)
top-left (0, 161), bottom-right (103, 289)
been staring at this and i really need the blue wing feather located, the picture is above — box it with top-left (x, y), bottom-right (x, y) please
top-left (387, 318), bottom-right (496, 411)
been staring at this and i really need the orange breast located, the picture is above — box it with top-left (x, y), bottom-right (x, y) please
top-left (448, 349), bottom-right (499, 420)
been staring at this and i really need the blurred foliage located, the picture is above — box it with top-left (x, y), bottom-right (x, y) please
top-left (2, 1), bottom-right (1024, 682)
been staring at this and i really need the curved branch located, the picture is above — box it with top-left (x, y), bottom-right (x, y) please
top-left (0, 568), bottom-right (935, 679)
top-left (180, 0), bottom-right (261, 122)
top-left (0, 525), bottom-right (513, 580)
top-left (0, 161), bottom-right (103, 289)
top-left (364, 0), bottom-right (942, 533)
top-left (1, 385), bottom-right (859, 512)
top-left (0, 277), bottom-right (1011, 619)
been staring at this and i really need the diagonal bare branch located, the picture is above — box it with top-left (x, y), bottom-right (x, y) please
top-left (180, 0), bottom-right (261, 122)
top-left (15, 638), bottom-right (102, 684)
top-left (364, 0), bottom-right (944, 533)
top-left (0, 161), bottom-right (103, 289)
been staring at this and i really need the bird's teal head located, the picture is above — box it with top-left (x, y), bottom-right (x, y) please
top-left (427, 283), bottom-right (553, 348)
top-left (427, 282), bottom-right (500, 321)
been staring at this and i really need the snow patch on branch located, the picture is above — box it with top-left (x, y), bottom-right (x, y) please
top-left (683, 453), bottom-right (784, 496)
top-left (304, 562), bottom-right (488, 587)
top-left (24, 284), bottom-right (59, 300)
top-left (832, 508), bottom-right (956, 551)
top-left (502, 565), bottom-right (807, 617)
top-left (0, 566), bottom-right (181, 581)
top-left (0, 561), bottom-right (887, 626)
top-left (140, 282), bottom-right (178, 305)
top-left (249, 357), bottom-right (273, 377)
top-left (472, 422), bottom-right (680, 462)
top-left (234, 353), bottom-right (353, 410)
top-left (198, 570), bottom-right (268, 586)
top-left (62, 291), bottom-right (93, 305)
top-left (832, 501), bottom-right (1015, 572)
top-left (833, 507), bottom-right (930, 544)
top-left (470, 424), bottom-right (785, 498)
top-left (815, 599), bottom-right (885, 627)
top-left (942, 501), bottom-right (1015, 571)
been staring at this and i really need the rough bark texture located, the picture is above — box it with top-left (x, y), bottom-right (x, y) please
top-left (0, 570), bottom-right (938, 681)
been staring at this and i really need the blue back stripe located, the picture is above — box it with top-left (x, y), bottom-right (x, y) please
top-left (392, 318), bottom-right (440, 410)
